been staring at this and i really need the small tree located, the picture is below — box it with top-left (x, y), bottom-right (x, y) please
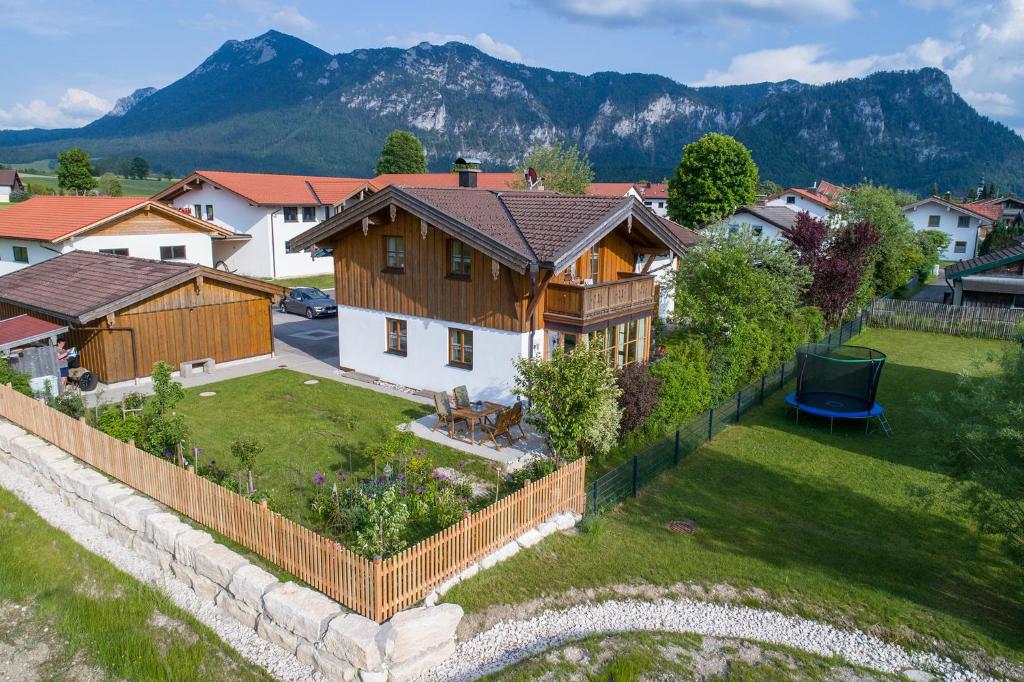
top-left (97, 172), bottom-right (123, 196)
top-left (230, 436), bottom-right (265, 495)
top-left (139, 362), bottom-right (188, 457)
top-left (513, 343), bottom-right (622, 462)
top-left (513, 143), bottom-right (594, 194)
top-left (667, 133), bottom-right (757, 228)
top-left (782, 212), bottom-right (881, 327)
top-left (375, 130), bottom-right (428, 174)
top-left (56, 147), bottom-right (97, 194)
top-left (129, 156), bottom-right (150, 180)
top-left (839, 184), bottom-right (920, 299)
top-left (915, 229), bottom-right (950, 278)
top-left (616, 363), bottom-right (662, 433)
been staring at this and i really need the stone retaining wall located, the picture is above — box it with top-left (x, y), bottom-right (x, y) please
top-left (0, 419), bottom-right (579, 681)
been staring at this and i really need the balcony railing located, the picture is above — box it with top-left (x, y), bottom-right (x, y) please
top-left (545, 273), bottom-right (657, 324)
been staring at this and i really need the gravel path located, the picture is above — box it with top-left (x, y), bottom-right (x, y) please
top-left (420, 599), bottom-right (994, 682)
top-left (0, 461), bottom-right (317, 682)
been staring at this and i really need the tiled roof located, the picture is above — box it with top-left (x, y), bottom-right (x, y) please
top-left (500, 191), bottom-right (633, 262)
top-left (307, 179), bottom-right (372, 205)
top-left (0, 314), bottom-right (67, 350)
top-left (945, 242), bottom-right (1024, 279)
top-left (815, 180), bottom-right (844, 200)
top-left (635, 183), bottom-right (668, 200)
top-left (159, 170), bottom-right (370, 206)
top-left (904, 196), bottom-right (997, 224)
top-left (779, 187), bottom-right (835, 209)
top-left (733, 205), bottom-right (801, 231)
top-left (0, 195), bottom-right (234, 242)
top-left (369, 173), bottom-right (518, 191)
top-left (401, 187), bottom-right (532, 257)
top-left (586, 183), bottom-right (636, 197)
top-left (0, 250), bottom-right (282, 323)
top-left (0, 169), bottom-right (22, 188)
top-left (962, 201), bottom-right (1003, 222)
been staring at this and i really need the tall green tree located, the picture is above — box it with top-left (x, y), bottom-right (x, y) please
top-left (97, 172), bottom-right (123, 196)
top-left (374, 130), bottom-right (428, 174)
top-left (513, 143), bottom-right (594, 194)
top-left (129, 156), bottom-right (150, 180)
top-left (667, 133), bottom-right (758, 228)
top-left (840, 184), bottom-right (921, 299)
top-left (55, 147), bottom-right (97, 194)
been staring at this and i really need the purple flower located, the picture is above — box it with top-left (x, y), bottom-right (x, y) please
top-left (432, 469), bottom-right (448, 481)
top-left (415, 485), bottom-right (426, 495)
top-left (159, 451), bottom-right (172, 460)
top-left (336, 470), bottom-right (347, 482)
top-left (312, 471), bottom-right (326, 485)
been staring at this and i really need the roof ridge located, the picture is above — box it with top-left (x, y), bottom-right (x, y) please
top-left (495, 191), bottom-right (538, 264)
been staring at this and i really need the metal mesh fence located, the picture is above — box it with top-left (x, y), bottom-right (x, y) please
top-left (586, 311), bottom-right (868, 514)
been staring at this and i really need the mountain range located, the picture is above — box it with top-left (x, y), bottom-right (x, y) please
top-left (2, 30), bottom-right (1022, 194)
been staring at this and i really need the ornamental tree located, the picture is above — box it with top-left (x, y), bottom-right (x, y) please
top-left (375, 130), bottom-right (428, 174)
top-left (782, 212), bottom-right (880, 327)
top-left (513, 343), bottom-right (622, 462)
top-left (667, 133), bottom-right (757, 228)
top-left (56, 147), bottom-right (97, 194)
top-left (513, 143), bottom-right (594, 194)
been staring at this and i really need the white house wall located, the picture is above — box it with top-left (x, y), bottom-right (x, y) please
top-left (0, 239), bottom-right (60, 275)
top-left (903, 200), bottom-right (982, 261)
top-left (67, 232), bottom-right (214, 267)
top-left (337, 306), bottom-right (529, 403)
top-left (167, 184), bottom-right (332, 279)
top-left (0, 186), bottom-right (11, 202)
top-left (765, 194), bottom-right (830, 219)
top-left (725, 216), bottom-right (785, 242)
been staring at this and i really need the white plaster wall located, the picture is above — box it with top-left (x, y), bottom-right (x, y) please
top-left (765, 194), bottom-right (830, 220)
top-left (643, 199), bottom-right (668, 217)
top-left (337, 306), bottom-right (529, 403)
top-left (903, 201), bottom-right (981, 261)
top-left (0, 186), bottom-right (11, 202)
top-left (725, 216), bottom-right (785, 243)
top-left (273, 213), bottom-right (334, 279)
top-left (0, 239), bottom-right (59, 275)
top-left (66, 232), bottom-right (214, 267)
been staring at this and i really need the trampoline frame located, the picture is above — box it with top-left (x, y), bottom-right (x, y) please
top-left (788, 343), bottom-right (889, 435)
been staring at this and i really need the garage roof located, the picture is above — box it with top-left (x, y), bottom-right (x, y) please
top-left (0, 250), bottom-right (284, 324)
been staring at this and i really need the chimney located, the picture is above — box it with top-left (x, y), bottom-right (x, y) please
top-left (454, 155), bottom-right (481, 188)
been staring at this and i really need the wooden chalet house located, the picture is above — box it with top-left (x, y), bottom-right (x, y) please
top-left (291, 170), bottom-right (697, 401)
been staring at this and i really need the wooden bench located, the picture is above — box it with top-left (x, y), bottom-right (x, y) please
top-left (179, 358), bottom-right (216, 378)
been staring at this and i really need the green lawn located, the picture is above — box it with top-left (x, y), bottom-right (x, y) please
top-left (176, 369), bottom-right (499, 524)
top-left (19, 173), bottom-right (175, 197)
top-left (447, 328), bottom-right (1024, 669)
top-left (0, 486), bottom-right (272, 681)
top-left (264, 274), bottom-right (335, 290)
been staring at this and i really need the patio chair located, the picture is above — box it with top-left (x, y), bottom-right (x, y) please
top-left (508, 400), bottom-right (527, 439)
top-left (433, 391), bottom-right (468, 438)
top-left (453, 385), bottom-right (471, 409)
top-left (483, 406), bottom-right (524, 450)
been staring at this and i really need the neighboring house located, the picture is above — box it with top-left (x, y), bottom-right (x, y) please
top-left (944, 239), bottom-right (1024, 308)
top-left (902, 196), bottom-right (994, 261)
top-left (723, 205), bottom-right (799, 242)
top-left (634, 183), bottom-right (669, 217)
top-left (290, 175), bottom-right (697, 401)
top-left (964, 195), bottom-right (1024, 224)
top-left (0, 196), bottom-right (235, 275)
top-left (152, 170), bottom-right (373, 279)
top-left (0, 169), bottom-right (25, 202)
top-left (0, 250), bottom-right (283, 384)
top-left (765, 181), bottom-right (844, 221)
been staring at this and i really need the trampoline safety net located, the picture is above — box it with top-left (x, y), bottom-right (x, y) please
top-left (793, 344), bottom-right (886, 415)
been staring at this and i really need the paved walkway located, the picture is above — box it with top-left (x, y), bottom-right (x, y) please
top-left (407, 414), bottom-right (547, 467)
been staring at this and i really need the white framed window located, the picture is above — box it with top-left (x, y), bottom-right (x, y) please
top-left (953, 241), bottom-right (967, 254)
top-left (99, 248), bottom-right (129, 256)
top-left (160, 245), bottom-right (187, 260)
top-left (928, 215), bottom-right (941, 227)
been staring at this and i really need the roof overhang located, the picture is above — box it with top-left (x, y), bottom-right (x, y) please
top-left (960, 275), bottom-right (1024, 294)
top-left (51, 200), bottom-right (237, 243)
top-left (289, 186), bottom-right (534, 273)
top-left (904, 197), bottom-right (994, 224)
top-left (0, 315), bottom-right (69, 353)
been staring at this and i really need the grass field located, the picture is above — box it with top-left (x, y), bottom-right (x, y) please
top-left (19, 173), bottom-right (175, 197)
top-left (0, 486), bottom-right (272, 681)
top-left (447, 328), bottom-right (1024, 668)
top-left (176, 369), bottom-right (498, 523)
top-left (264, 274), bottom-right (335, 291)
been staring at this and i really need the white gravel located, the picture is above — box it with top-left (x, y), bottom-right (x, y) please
top-left (419, 599), bottom-right (995, 682)
top-left (0, 460), bottom-right (318, 682)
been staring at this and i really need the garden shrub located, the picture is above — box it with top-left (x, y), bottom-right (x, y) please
top-left (648, 337), bottom-right (713, 433)
top-left (0, 356), bottom-right (32, 397)
top-left (230, 436), bottom-right (265, 495)
top-left (505, 457), bottom-right (558, 491)
top-left (48, 389), bottom-right (86, 419)
top-left (616, 363), bottom-right (663, 433)
top-left (97, 406), bottom-right (142, 443)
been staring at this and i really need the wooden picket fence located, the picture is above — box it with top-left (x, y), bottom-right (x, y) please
top-left (869, 298), bottom-right (1024, 340)
top-left (0, 383), bottom-right (585, 621)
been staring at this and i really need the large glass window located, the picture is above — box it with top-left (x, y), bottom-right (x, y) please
top-left (448, 328), bottom-right (473, 367)
top-left (386, 318), bottom-right (407, 355)
top-left (448, 240), bottom-right (472, 278)
top-left (384, 236), bottom-right (405, 272)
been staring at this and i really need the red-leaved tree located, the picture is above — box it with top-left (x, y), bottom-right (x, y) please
top-left (782, 212), bottom-right (880, 326)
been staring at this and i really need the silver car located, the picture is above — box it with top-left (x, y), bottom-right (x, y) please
top-left (279, 287), bottom-right (338, 319)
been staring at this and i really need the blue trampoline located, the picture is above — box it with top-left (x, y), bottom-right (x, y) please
top-left (785, 343), bottom-right (891, 435)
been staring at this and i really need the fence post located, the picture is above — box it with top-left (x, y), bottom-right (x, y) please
top-left (373, 556), bottom-right (383, 623)
top-left (592, 479), bottom-right (599, 512)
top-left (631, 455), bottom-right (639, 497)
top-left (707, 407), bottom-right (714, 441)
top-left (735, 391), bottom-right (741, 422)
top-left (673, 430), bottom-right (680, 465)
top-left (760, 375), bottom-right (766, 404)
top-left (779, 362), bottom-right (785, 390)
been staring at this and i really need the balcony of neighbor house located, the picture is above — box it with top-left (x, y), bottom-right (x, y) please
top-left (544, 272), bottom-right (659, 327)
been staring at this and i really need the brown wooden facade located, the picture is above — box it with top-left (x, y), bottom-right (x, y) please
top-left (0, 277), bottom-right (275, 383)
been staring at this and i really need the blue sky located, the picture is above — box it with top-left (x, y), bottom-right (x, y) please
top-left (2, 0), bottom-right (1023, 136)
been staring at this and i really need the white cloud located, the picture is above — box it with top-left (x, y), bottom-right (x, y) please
top-left (0, 88), bottom-right (112, 130)
top-left (225, 0), bottom-right (314, 33)
top-left (530, 0), bottom-right (858, 26)
top-left (384, 32), bottom-right (525, 63)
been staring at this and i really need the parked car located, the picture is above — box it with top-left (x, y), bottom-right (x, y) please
top-left (279, 287), bottom-right (337, 319)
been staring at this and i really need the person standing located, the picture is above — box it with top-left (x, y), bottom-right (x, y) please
top-left (55, 339), bottom-right (71, 391)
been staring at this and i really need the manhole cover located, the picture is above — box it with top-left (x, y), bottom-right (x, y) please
top-left (199, 391), bottom-right (217, 398)
top-left (667, 520), bottom-right (697, 534)
top-left (278, 364), bottom-right (288, 368)
top-left (303, 379), bottom-right (320, 385)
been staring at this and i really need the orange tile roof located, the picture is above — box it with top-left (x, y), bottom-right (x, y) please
top-left (0, 196), bottom-right (233, 242)
top-left (369, 172), bottom-right (518, 191)
top-left (815, 180), bottom-right (845, 200)
top-left (962, 201), bottom-right (1003, 222)
top-left (307, 179), bottom-right (373, 205)
top-left (159, 170), bottom-right (370, 206)
top-left (770, 187), bottom-right (835, 210)
top-left (586, 182), bottom-right (636, 197)
top-left (634, 182), bottom-right (668, 199)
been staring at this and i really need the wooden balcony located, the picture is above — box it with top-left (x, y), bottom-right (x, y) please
top-left (544, 273), bottom-right (658, 326)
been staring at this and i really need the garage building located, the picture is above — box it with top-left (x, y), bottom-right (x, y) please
top-left (0, 250), bottom-right (282, 384)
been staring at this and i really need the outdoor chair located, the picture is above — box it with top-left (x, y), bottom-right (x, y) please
top-left (433, 391), bottom-right (468, 438)
top-left (483, 406), bottom-right (524, 450)
top-left (453, 385), bottom-right (471, 409)
top-left (508, 400), bottom-right (527, 439)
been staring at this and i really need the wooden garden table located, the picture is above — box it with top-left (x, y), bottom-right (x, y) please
top-left (452, 401), bottom-right (505, 445)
